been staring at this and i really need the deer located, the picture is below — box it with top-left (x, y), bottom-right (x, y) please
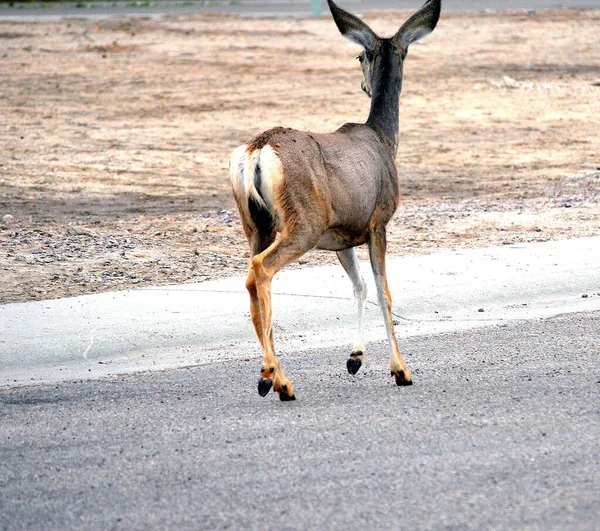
top-left (229, 0), bottom-right (441, 400)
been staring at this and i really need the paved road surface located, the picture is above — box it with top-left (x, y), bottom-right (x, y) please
top-left (1, 2), bottom-right (598, 527)
top-left (1, 0), bottom-right (598, 20)
top-left (1, 311), bottom-right (598, 530)
top-left (2, 238), bottom-right (599, 388)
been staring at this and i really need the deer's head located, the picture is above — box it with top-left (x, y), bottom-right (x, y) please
top-left (328, 0), bottom-right (441, 98)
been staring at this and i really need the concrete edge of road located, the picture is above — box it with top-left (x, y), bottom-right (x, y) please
top-left (1, 236), bottom-right (599, 389)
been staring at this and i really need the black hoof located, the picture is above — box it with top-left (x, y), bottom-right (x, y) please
top-left (391, 370), bottom-right (413, 386)
top-left (278, 384), bottom-right (296, 401)
top-left (279, 392), bottom-right (296, 401)
top-left (258, 378), bottom-right (273, 397)
top-left (347, 357), bottom-right (362, 375)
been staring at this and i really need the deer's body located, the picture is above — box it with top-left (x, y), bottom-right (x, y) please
top-left (231, 124), bottom-right (398, 252)
top-left (229, 0), bottom-right (441, 400)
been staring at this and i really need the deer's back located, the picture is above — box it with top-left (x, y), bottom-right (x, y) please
top-left (247, 125), bottom-right (399, 249)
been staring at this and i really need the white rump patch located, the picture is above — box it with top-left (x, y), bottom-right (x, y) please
top-left (228, 144), bottom-right (282, 214)
top-left (229, 144), bottom-right (247, 201)
top-left (256, 145), bottom-right (282, 210)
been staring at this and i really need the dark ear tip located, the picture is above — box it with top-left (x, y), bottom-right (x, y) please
top-left (327, 0), bottom-right (341, 14)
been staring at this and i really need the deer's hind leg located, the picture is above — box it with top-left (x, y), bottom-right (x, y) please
top-left (245, 231), bottom-right (277, 353)
top-left (368, 227), bottom-right (412, 386)
top-left (337, 247), bottom-right (367, 375)
top-left (251, 227), bottom-right (323, 401)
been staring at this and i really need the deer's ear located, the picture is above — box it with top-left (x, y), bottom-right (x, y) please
top-left (327, 0), bottom-right (377, 51)
top-left (393, 0), bottom-right (441, 51)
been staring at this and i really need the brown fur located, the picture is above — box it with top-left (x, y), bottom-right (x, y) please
top-left (246, 126), bottom-right (291, 153)
top-left (229, 0), bottom-right (441, 399)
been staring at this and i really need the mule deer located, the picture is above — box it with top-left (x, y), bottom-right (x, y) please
top-left (229, 0), bottom-right (441, 400)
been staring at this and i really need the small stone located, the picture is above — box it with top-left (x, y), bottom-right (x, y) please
top-left (3, 214), bottom-right (14, 224)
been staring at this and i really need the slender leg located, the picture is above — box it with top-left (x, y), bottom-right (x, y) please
top-left (246, 268), bottom-right (266, 350)
top-left (336, 247), bottom-right (367, 375)
top-left (368, 228), bottom-right (412, 386)
top-left (251, 234), bottom-right (319, 400)
top-left (245, 232), bottom-right (276, 351)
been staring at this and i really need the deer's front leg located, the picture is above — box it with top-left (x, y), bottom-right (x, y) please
top-left (368, 228), bottom-right (412, 386)
top-left (337, 247), bottom-right (367, 375)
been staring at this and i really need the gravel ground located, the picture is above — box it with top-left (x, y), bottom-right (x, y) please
top-left (1, 9), bottom-right (599, 303)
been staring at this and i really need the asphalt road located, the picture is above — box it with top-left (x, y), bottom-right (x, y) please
top-left (1, 311), bottom-right (598, 530)
top-left (1, 0), bottom-right (599, 20)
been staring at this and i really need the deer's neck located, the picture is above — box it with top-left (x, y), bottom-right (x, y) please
top-left (366, 46), bottom-right (402, 153)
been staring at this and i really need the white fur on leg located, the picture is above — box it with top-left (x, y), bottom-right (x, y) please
top-left (337, 247), bottom-right (367, 353)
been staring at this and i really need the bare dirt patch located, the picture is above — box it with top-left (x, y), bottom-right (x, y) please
top-left (1, 9), bottom-right (599, 304)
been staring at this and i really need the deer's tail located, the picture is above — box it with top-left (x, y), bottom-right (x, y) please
top-left (229, 144), bottom-right (281, 234)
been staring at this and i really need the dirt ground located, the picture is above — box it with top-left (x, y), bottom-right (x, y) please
top-left (1, 8), bottom-right (599, 304)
